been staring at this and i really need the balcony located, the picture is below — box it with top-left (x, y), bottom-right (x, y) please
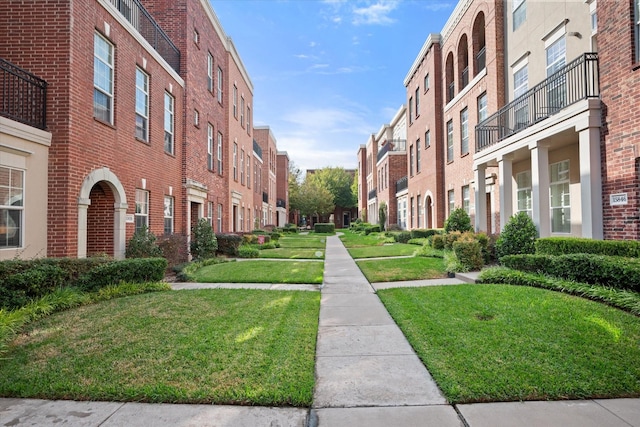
top-left (376, 139), bottom-right (407, 162)
top-left (253, 139), bottom-right (262, 159)
top-left (476, 53), bottom-right (599, 152)
top-left (263, 191), bottom-right (268, 203)
top-left (475, 46), bottom-right (486, 75)
top-left (368, 187), bottom-right (377, 200)
top-left (396, 176), bottom-right (408, 193)
top-left (0, 58), bottom-right (47, 130)
top-left (109, 0), bottom-right (180, 73)
top-left (276, 198), bottom-right (286, 208)
top-left (447, 82), bottom-right (455, 103)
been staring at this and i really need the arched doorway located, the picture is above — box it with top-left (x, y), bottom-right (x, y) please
top-left (78, 168), bottom-right (128, 259)
top-left (425, 195), bottom-right (433, 229)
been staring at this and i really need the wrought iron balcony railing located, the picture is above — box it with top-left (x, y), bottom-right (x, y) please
top-left (0, 58), bottom-right (47, 130)
top-left (376, 139), bottom-right (407, 162)
top-left (368, 187), bottom-right (377, 200)
top-left (276, 198), bottom-right (286, 208)
top-left (396, 176), bottom-right (408, 193)
top-left (476, 53), bottom-right (599, 152)
top-left (475, 46), bottom-right (486, 75)
top-left (109, 0), bottom-right (180, 73)
top-left (263, 191), bottom-right (268, 203)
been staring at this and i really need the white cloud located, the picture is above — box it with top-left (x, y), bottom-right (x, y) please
top-left (352, 0), bottom-right (399, 26)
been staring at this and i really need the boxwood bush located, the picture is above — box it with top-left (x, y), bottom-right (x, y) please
top-left (314, 223), bottom-right (335, 233)
top-left (238, 246), bottom-right (259, 258)
top-left (393, 231), bottom-right (412, 244)
top-left (535, 237), bottom-right (640, 257)
top-left (410, 229), bottom-right (441, 239)
top-left (76, 258), bottom-right (167, 292)
top-left (215, 233), bottom-right (243, 256)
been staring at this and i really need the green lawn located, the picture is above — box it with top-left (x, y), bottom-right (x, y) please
top-left (0, 289), bottom-right (320, 406)
top-left (357, 257), bottom-right (446, 282)
top-left (339, 230), bottom-right (391, 248)
top-left (259, 247), bottom-right (324, 259)
top-left (378, 284), bottom-right (640, 404)
top-left (348, 243), bottom-right (417, 259)
top-left (278, 235), bottom-right (327, 249)
top-left (193, 260), bottom-right (324, 284)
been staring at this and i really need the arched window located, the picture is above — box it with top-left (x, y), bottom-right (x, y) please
top-left (473, 12), bottom-right (486, 76)
top-left (445, 52), bottom-right (455, 103)
top-left (458, 34), bottom-right (469, 90)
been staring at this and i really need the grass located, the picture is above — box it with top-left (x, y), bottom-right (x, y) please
top-left (0, 289), bottom-right (320, 406)
top-left (259, 247), bottom-right (324, 259)
top-left (357, 257), bottom-right (446, 282)
top-left (339, 230), bottom-right (391, 248)
top-left (348, 243), bottom-right (417, 259)
top-left (378, 284), bottom-right (640, 404)
top-left (192, 260), bottom-right (324, 284)
top-left (278, 235), bottom-right (327, 249)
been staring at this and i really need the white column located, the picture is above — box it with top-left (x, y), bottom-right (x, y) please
top-left (474, 165), bottom-right (487, 232)
top-left (579, 126), bottom-right (603, 239)
top-left (498, 155), bottom-right (514, 231)
top-left (77, 198), bottom-right (91, 259)
top-left (113, 202), bottom-right (128, 260)
top-left (531, 142), bottom-right (550, 237)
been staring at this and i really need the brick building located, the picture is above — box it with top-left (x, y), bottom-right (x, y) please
top-left (254, 126), bottom-right (278, 227)
top-left (276, 152), bottom-right (290, 227)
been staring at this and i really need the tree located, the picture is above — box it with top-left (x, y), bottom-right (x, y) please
top-left (307, 167), bottom-right (356, 208)
top-left (296, 179), bottom-right (335, 218)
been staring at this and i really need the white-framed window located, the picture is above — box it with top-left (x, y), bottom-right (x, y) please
top-left (0, 167), bottom-right (24, 248)
top-left (194, 109), bottom-right (199, 127)
top-left (164, 92), bottom-right (174, 154)
top-left (247, 106), bottom-right (251, 135)
top-left (516, 170), bottom-right (532, 217)
top-left (207, 124), bottom-right (214, 171)
top-left (409, 145), bottom-right (414, 176)
top-left (135, 68), bottom-right (149, 141)
top-left (635, 0), bottom-right (640, 62)
top-left (462, 185), bottom-right (470, 214)
top-left (446, 119), bottom-right (454, 162)
top-left (194, 28), bottom-right (199, 45)
top-left (424, 73), bottom-right (430, 91)
top-left (513, 64), bottom-right (529, 127)
top-left (550, 160), bottom-right (571, 233)
top-left (247, 154), bottom-right (251, 189)
top-left (240, 96), bottom-right (245, 127)
top-left (417, 195), bottom-right (422, 229)
top-left (425, 130), bottom-right (430, 148)
top-left (460, 107), bottom-right (469, 155)
top-left (217, 203), bottom-right (223, 232)
top-left (207, 201), bottom-right (213, 227)
top-left (233, 142), bottom-right (238, 180)
top-left (478, 92), bottom-right (488, 123)
top-left (513, 0), bottom-right (526, 31)
top-left (233, 85), bottom-right (238, 117)
top-left (546, 36), bottom-right (566, 112)
top-left (217, 67), bottom-right (223, 103)
top-left (164, 196), bottom-right (174, 235)
top-left (207, 53), bottom-right (214, 92)
top-left (409, 96), bottom-right (413, 124)
top-left (94, 32), bottom-right (114, 123)
top-left (239, 207), bottom-right (244, 232)
top-left (135, 189), bottom-right (149, 233)
top-left (410, 197), bottom-right (414, 228)
top-left (240, 149), bottom-right (245, 185)
top-left (217, 132), bottom-right (223, 174)
top-left (416, 139), bottom-right (421, 173)
top-left (448, 190), bottom-right (455, 216)
top-left (415, 88), bottom-right (420, 117)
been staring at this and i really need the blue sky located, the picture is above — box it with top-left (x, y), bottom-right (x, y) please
top-left (209, 0), bottom-right (456, 173)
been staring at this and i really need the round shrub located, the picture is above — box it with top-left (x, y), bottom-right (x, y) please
top-left (453, 233), bottom-right (484, 271)
top-left (496, 212), bottom-right (538, 260)
top-left (190, 218), bottom-right (218, 260)
top-left (431, 234), bottom-right (445, 250)
top-left (238, 246), bottom-right (259, 258)
top-left (444, 208), bottom-right (473, 234)
top-left (126, 226), bottom-right (162, 258)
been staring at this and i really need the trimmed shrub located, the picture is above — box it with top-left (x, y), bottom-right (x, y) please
top-left (125, 226), bottom-right (162, 258)
top-left (431, 234), bottom-right (445, 250)
top-left (444, 250), bottom-right (467, 273)
top-left (444, 208), bottom-right (473, 233)
top-left (387, 224), bottom-right (402, 231)
top-left (76, 258), bottom-right (167, 292)
top-left (270, 232), bottom-right (281, 241)
top-left (408, 238), bottom-right (427, 246)
top-left (495, 211), bottom-right (537, 260)
top-left (411, 229), bottom-right (440, 239)
top-left (314, 223), bottom-right (335, 234)
top-left (393, 231), bottom-right (412, 243)
top-left (364, 225), bottom-right (380, 235)
top-left (453, 233), bottom-right (484, 271)
top-left (216, 234), bottom-right (243, 256)
top-left (158, 233), bottom-right (189, 269)
top-left (444, 231), bottom-right (463, 250)
top-left (535, 237), bottom-right (640, 257)
top-left (414, 244), bottom-right (444, 258)
top-left (238, 246), bottom-right (260, 258)
top-left (500, 254), bottom-right (553, 274)
top-left (190, 218), bottom-right (218, 260)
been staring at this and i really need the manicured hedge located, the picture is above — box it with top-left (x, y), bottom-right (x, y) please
top-left (535, 237), bottom-right (640, 257)
top-left (501, 253), bottom-right (640, 292)
top-left (410, 229), bottom-right (441, 239)
top-left (314, 223), bottom-right (335, 233)
top-left (216, 233), bottom-right (243, 256)
top-left (76, 258), bottom-right (167, 292)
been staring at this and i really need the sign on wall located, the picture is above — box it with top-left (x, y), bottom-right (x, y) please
top-left (609, 193), bottom-right (628, 206)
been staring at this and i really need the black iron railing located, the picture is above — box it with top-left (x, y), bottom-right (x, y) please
top-left (461, 66), bottom-right (469, 89)
top-left (396, 176), bottom-right (408, 193)
top-left (376, 139), bottom-right (406, 162)
top-left (0, 58), bottom-right (47, 130)
top-left (109, 0), bottom-right (180, 73)
top-left (476, 53), bottom-right (599, 152)
top-left (476, 46), bottom-right (486, 75)
top-left (276, 198), bottom-right (286, 208)
top-left (368, 187), bottom-right (377, 200)
top-left (263, 191), bottom-right (268, 203)
top-left (447, 82), bottom-right (455, 103)
top-left (253, 139), bottom-right (262, 159)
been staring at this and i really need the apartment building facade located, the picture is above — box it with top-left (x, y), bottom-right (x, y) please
top-left (254, 126), bottom-right (278, 227)
top-left (276, 152), bottom-right (290, 227)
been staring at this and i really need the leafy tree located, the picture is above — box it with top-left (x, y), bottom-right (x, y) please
top-left (444, 208), bottom-right (473, 233)
top-left (307, 167), bottom-right (356, 208)
top-left (190, 218), bottom-right (218, 260)
top-left (295, 179), bottom-right (335, 218)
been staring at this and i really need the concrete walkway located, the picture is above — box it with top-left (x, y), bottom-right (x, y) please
top-left (1, 236), bottom-right (639, 426)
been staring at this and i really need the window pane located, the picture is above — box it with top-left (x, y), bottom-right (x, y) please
top-left (0, 208), bottom-right (21, 248)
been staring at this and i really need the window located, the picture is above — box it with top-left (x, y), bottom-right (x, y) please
top-left (425, 130), bottom-right (430, 148)
top-left (0, 167), bottom-right (23, 248)
top-left (516, 171), bottom-right (532, 217)
top-left (164, 196), bottom-right (174, 235)
top-left (417, 195), bottom-right (422, 228)
top-left (415, 88), bottom-right (420, 117)
top-left (233, 142), bottom-right (238, 180)
top-left (247, 154), bottom-right (251, 189)
top-left (635, 0), bottom-right (640, 61)
top-left (448, 190), bottom-right (455, 215)
top-left (207, 201), bottom-right (213, 227)
top-left (135, 68), bottom-right (149, 141)
top-left (164, 92), bottom-right (174, 154)
top-left (239, 207), bottom-right (243, 232)
top-left (424, 73), bottom-right (430, 91)
top-left (194, 109), bottom-right (199, 127)
top-left (514, 65), bottom-right (529, 127)
top-left (460, 108), bottom-right (469, 155)
top-left (477, 92), bottom-right (488, 123)
top-left (410, 197), bottom-right (414, 228)
top-left (207, 53), bottom-right (214, 92)
top-left (550, 160), bottom-right (571, 233)
top-left (546, 36), bottom-right (566, 113)
top-left (217, 132), bottom-right (223, 174)
top-left (247, 106), bottom-right (251, 135)
top-left (217, 204), bottom-right (223, 232)
top-left (94, 32), bottom-right (114, 123)
top-left (135, 189), bottom-right (149, 233)
top-left (233, 86), bottom-right (238, 118)
top-left (416, 139), bottom-right (421, 173)
top-left (240, 97), bottom-right (245, 127)
top-left (513, 0), bottom-right (526, 31)
top-left (408, 97), bottom-right (413, 124)
top-left (446, 120), bottom-right (454, 162)
top-left (409, 145), bottom-right (414, 176)
top-left (462, 185), bottom-right (470, 214)
top-left (207, 124), bottom-right (214, 171)
top-left (217, 67), bottom-right (223, 103)
top-left (194, 29), bottom-right (199, 45)
top-left (240, 149), bottom-right (245, 185)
